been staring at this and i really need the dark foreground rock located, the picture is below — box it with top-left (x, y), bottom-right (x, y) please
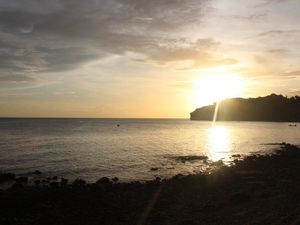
top-left (1, 143), bottom-right (300, 225)
top-left (0, 173), bottom-right (15, 183)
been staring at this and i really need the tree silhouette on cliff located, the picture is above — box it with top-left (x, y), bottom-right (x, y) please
top-left (190, 94), bottom-right (300, 122)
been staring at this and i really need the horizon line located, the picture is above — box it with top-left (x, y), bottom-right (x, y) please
top-left (0, 117), bottom-right (189, 120)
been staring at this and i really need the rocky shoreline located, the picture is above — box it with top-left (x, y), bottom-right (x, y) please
top-left (1, 143), bottom-right (300, 225)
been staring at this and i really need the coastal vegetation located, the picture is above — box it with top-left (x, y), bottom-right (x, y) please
top-left (190, 94), bottom-right (300, 122)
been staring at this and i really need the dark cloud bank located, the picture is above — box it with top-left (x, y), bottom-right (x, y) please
top-left (0, 0), bottom-right (229, 83)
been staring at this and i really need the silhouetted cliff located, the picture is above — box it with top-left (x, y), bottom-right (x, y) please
top-left (190, 94), bottom-right (300, 122)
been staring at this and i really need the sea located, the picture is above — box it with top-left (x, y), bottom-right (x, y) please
top-left (0, 118), bottom-right (299, 182)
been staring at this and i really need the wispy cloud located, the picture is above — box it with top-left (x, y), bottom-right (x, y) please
top-left (254, 0), bottom-right (291, 7)
top-left (229, 12), bottom-right (267, 22)
top-left (254, 29), bottom-right (300, 38)
top-left (267, 49), bottom-right (289, 54)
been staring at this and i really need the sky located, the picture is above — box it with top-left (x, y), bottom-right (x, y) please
top-left (0, 0), bottom-right (299, 118)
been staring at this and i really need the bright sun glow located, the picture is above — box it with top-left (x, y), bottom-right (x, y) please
top-left (192, 73), bottom-right (245, 107)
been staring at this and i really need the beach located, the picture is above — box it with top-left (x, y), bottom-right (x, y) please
top-left (1, 143), bottom-right (300, 225)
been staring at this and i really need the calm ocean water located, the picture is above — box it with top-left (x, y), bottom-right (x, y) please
top-left (0, 118), bottom-right (299, 182)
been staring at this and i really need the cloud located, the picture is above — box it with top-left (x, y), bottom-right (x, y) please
top-left (143, 38), bottom-right (237, 69)
top-left (230, 13), bottom-right (267, 22)
top-left (282, 70), bottom-right (300, 77)
top-left (254, 0), bottom-right (290, 7)
top-left (288, 90), bottom-right (300, 96)
top-left (253, 55), bottom-right (270, 65)
top-left (234, 67), bottom-right (300, 80)
top-left (170, 81), bottom-right (194, 89)
top-left (35, 47), bottom-right (102, 72)
top-left (248, 30), bottom-right (300, 54)
top-left (0, 74), bottom-right (36, 82)
top-left (267, 49), bottom-right (289, 54)
top-left (0, 0), bottom-right (216, 83)
top-left (254, 29), bottom-right (299, 38)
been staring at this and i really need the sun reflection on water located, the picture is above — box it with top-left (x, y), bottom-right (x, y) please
top-left (208, 126), bottom-right (231, 162)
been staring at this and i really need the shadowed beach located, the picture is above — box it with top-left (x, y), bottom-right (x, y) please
top-left (1, 143), bottom-right (300, 225)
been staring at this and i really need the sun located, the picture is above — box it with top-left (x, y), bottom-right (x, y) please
top-left (192, 73), bottom-right (245, 107)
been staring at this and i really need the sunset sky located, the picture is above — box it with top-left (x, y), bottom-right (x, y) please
top-left (0, 0), bottom-right (299, 118)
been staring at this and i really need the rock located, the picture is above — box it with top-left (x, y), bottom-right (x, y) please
top-left (150, 213), bottom-right (164, 224)
top-left (233, 159), bottom-right (240, 164)
top-left (112, 177), bottom-right (119, 183)
top-left (155, 177), bottom-right (161, 182)
top-left (72, 178), bottom-right (87, 186)
top-left (172, 174), bottom-right (184, 180)
top-left (34, 180), bottom-right (41, 185)
top-left (96, 177), bottom-right (111, 186)
top-left (52, 176), bottom-right (58, 180)
top-left (230, 192), bottom-right (250, 203)
top-left (150, 167), bottom-right (159, 171)
top-left (11, 183), bottom-right (24, 189)
top-left (15, 177), bottom-right (28, 184)
top-left (0, 173), bottom-right (16, 183)
top-left (201, 203), bottom-right (218, 212)
top-left (50, 182), bottom-right (59, 188)
top-left (173, 155), bottom-right (208, 163)
top-left (33, 170), bottom-right (42, 175)
top-left (178, 219), bottom-right (197, 225)
top-left (61, 178), bottom-right (68, 185)
top-left (211, 160), bottom-right (224, 167)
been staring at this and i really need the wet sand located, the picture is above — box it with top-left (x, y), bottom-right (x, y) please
top-left (1, 143), bottom-right (300, 225)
